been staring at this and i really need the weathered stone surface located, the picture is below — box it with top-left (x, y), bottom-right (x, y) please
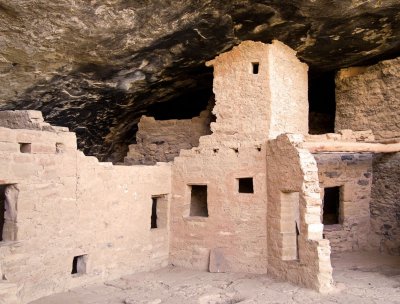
top-left (171, 41), bottom-right (332, 291)
top-left (334, 58), bottom-right (400, 255)
top-left (314, 153), bottom-right (373, 253)
top-left (335, 57), bottom-right (400, 140)
top-left (266, 134), bottom-right (333, 291)
top-left (0, 282), bottom-right (19, 304)
top-left (125, 108), bottom-right (212, 165)
top-left (0, 110), bottom-right (68, 132)
top-left (209, 248), bottom-right (230, 273)
top-left (0, 121), bottom-right (171, 303)
top-left (0, 1), bottom-right (399, 160)
top-left (371, 153), bottom-right (400, 255)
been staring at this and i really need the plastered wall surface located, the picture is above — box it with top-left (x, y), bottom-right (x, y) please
top-left (0, 111), bottom-right (171, 304)
top-left (267, 41), bottom-right (309, 138)
top-left (125, 110), bottom-right (211, 165)
top-left (335, 57), bottom-right (400, 140)
top-left (170, 139), bottom-right (268, 273)
top-left (206, 41), bottom-right (271, 139)
top-left (314, 153), bottom-right (373, 253)
top-left (206, 40), bottom-right (308, 141)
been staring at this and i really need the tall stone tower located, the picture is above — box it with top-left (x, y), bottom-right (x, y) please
top-left (206, 40), bottom-right (309, 140)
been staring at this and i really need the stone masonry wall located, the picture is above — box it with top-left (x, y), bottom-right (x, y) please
top-left (170, 137), bottom-right (268, 273)
top-left (335, 57), bottom-right (400, 140)
top-left (336, 59), bottom-right (400, 256)
top-left (169, 40), bottom-right (310, 276)
top-left (371, 153), bottom-right (400, 255)
top-left (268, 41), bottom-right (309, 138)
top-left (0, 113), bottom-right (171, 304)
top-left (206, 41), bottom-right (271, 140)
top-left (125, 110), bottom-right (211, 165)
top-left (266, 134), bottom-right (332, 291)
top-left (206, 40), bottom-right (308, 141)
top-left (0, 110), bottom-right (68, 133)
top-left (314, 153), bottom-right (373, 253)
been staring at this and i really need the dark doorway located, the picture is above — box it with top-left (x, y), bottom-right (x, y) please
top-left (151, 197), bottom-right (158, 229)
top-left (308, 71), bottom-right (336, 134)
top-left (190, 185), bottom-right (208, 217)
top-left (323, 186), bottom-right (341, 225)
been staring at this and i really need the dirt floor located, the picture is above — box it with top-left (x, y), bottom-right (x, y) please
top-left (30, 252), bottom-right (400, 304)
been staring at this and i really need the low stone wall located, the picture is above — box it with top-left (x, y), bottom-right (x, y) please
top-left (0, 118), bottom-right (171, 303)
top-left (125, 110), bottom-right (211, 165)
top-left (0, 110), bottom-right (67, 132)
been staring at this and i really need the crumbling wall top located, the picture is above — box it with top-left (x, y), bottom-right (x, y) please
top-left (0, 110), bottom-right (68, 132)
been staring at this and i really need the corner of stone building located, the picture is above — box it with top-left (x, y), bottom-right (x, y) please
top-left (266, 133), bottom-right (333, 292)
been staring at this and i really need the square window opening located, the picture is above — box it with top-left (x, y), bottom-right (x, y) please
top-left (19, 143), bottom-right (31, 153)
top-left (323, 186), bottom-right (341, 225)
top-left (190, 185), bottom-right (208, 217)
top-left (252, 62), bottom-right (259, 74)
top-left (56, 143), bottom-right (65, 153)
top-left (238, 178), bottom-right (254, 193)
top-left (72, 254), bottom-right (87, 275)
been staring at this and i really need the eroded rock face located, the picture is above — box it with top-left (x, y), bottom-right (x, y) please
top-left (0, 0), bottom-right (399, 161)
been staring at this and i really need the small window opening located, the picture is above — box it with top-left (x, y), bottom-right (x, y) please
top-left (151, 197), bottom-right (158, 229)
top-left (0, 184), bottom-right (18, 242)
top-left (252, 62), bottom-right (259, 74)
top-left (56, 143), bottom-right (65, 153)
top-left (19, 143), bottom-right (31, 153)
top-left (72, 254), bottom-right (87, 275)
top-left (323, 186), bottom-right (341, 225)
top-left (238, 178), bottom-right (254, 193)
top-left (190, 185), bottom-right (208, 217)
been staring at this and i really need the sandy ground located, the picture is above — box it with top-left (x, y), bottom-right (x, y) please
top-left (30, 252), bottom-right (400, 304)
